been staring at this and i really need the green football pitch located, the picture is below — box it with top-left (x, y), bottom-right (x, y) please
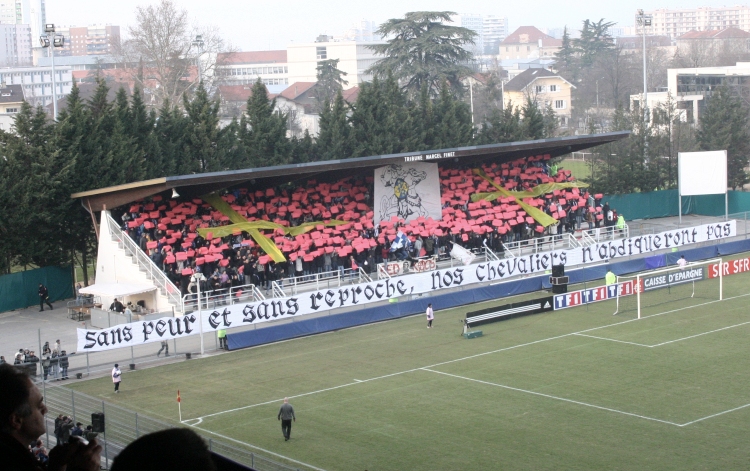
top-left (68, 257), bottom-right (750, 470)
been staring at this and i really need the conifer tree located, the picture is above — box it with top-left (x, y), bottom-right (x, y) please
top-left (411, 85), bottom-right (435, 150)
top-left (432, 81), bottom-right (474, 149)
top-left (316, 91), bottom-right (353, 160)
top-left (522, 97), bottom-right (545, 140)
top-left (243, 78), bottom-right (291, 167)
top-left (475, 102), bottom-right (524, 144)
top-left (349, 74), bottom-right (415, 156)
top-left (182, 81), bottom-right (224, 173)
top-left (154, 99), bottom-right (183, 176)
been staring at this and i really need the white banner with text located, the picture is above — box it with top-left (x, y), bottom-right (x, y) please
top-left (77, 220), bottom-right (736, 352)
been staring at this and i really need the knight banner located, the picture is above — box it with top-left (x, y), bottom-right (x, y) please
top-left (374, 162), bottom-right (442, 226)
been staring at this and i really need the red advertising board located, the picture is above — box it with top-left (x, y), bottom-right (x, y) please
top-left (709, 257), bottom-right (750, 278)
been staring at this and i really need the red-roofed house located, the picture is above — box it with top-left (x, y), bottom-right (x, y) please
top-left (499, 26), bottom-right (562, 61)
top-left (676, 27), bottom-right (750, 59)
top-left (216, 50), bottom-right (288, 87)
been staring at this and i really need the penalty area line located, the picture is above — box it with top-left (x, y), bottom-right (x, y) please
top-left (421, 368), bottom-right (682, 427)
top-left (187, 423), bottom-right (327, 471)
top-left (679, 402), bottom-right (750, 427)
top-left (573, 333), bottom-right (653, 347)
top-left (650, 320), bottom-right (750, 347)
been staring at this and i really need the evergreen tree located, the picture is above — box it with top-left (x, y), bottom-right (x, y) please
top-left (291, 129), bottom-right (315, 163)
top-left (316, 91), bottom-right (353, 160)
top-left (432, 81), bottom-right (474, 148)
top-left (696, 86), bottom-right (750, 189)
top-left (573, 19), bottom-right (616, 68)
top-left (314, 59), bottom-right (349, 113)
top-left (349, 74), bottom-right (416, 156)
top-left (129, 88), bottom-right (157, 179)
top-left (154, 99), bottom-right (183, 176)
top-left (1, 103), bottom-right (75, 269)
top-left (367, 11), bottom-right (477, 96)
top-left (411, 85), bottom-right (435, 150)
top-left (243, 78), bottom-right (291, 167)
top-left (542, 103), bottom-right (559, 138)
top-left (475, 102), bottom-right (523, 144)
top-left (522, 97), bottom-right (545, 140)
top-left (554, 27), bottom-right (578, 81)
top-left (182, 81), bottom-right (224, 173)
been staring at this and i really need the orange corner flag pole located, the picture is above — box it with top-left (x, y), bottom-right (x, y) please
top-left (177, 390), bottom-right (182, 422)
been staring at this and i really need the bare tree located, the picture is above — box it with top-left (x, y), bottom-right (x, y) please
top-left (113, 0), bottom-right (233, 108)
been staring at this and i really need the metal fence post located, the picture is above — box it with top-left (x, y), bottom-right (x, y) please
top-left (71, 390), bottom-right (76, 422)
top-left (102, 401), bottom-right (108, 468)
top-left (86, 353), bottom-right (90, 376)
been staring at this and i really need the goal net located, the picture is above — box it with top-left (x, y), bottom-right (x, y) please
top-left (614, 258), bottom-right (723, 319)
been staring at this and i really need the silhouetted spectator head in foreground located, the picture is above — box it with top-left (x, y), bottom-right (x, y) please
top-left (111, 428), bottom-right (217, 471)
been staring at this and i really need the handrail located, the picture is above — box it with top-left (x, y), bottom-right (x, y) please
top-left (377, 264), bottom-right (391, 279)
top-left (483, 246), bottom-right (501, 262)
top-left (181, 282), bottom-right (265, 314)
top-left (272, 269), bottom-right (345, 295)
top-left (580, 230), bottom-right (597, 246)
top-left (502, 231), bottom-right (580, 258)
top-left (579, 223), bottom-right (629, 244)
top-left (271, 281), bottom-right (286, 298)
top-left (357, 267), bottom-right (372, 283)
top-left (106, 214), bottom-right (183, 313)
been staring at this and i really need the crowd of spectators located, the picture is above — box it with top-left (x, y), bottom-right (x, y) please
top-left (116, 155), bottom-right (610, 298)
top-left (2, 339), bottom-right (71, 381)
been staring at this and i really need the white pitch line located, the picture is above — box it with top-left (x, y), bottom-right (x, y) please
top-left (650, 320), bottom-right (750, 347)
top-left (188, 423), bottom-right (327, 471)
top-left (679, 403), bottom-right (750, 427)
top-left (421, 368), bottom-right (682, 427)
top-left (195, 368), bottom-right (422, 420)
top-left (574, 333), bottom-right (653, 347)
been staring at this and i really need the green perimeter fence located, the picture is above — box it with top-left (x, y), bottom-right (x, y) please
top-left (41, 383), bottom-right (308, 471)
top-left (0, 265), bottom-right (73, 313)
top-left (602, 189), bottom-right (750, 220)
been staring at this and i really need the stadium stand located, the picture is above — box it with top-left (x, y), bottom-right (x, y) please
top-left (114, 154), bottom-right (606, 299)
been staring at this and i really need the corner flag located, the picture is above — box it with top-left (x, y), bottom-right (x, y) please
top-left (177, 390), bottom-right (182, 422)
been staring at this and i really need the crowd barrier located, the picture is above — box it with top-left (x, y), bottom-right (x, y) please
top-left (41, 384), bottom-right (306, 471)
top-left (227, 238), bottom-right (750, 350)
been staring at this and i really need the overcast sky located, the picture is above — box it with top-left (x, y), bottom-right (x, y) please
top-left (47, 0), bottom-right (741, 51)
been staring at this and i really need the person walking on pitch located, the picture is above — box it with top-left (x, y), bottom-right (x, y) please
top-left (426, 303), bottom-right (434, 328)
top-left (277, 397), bottom-right (296, 441)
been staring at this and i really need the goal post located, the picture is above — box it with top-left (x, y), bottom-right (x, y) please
top-left (614, 258), bottom-right (723, 319)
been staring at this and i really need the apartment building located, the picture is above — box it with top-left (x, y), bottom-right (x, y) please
top-left (0, 23), bottom-right (32, 66)
top-left (644, 6), bottom-right (750, 40)
top-left (0, 65), bottom-right (72, 107)
top-left (286, 36), bottom-right (381, 84)
top-left (54, 25), bottom-right (120, 56)
top-left (483, 15), bottom-right (510, 54)
top-left (216, 50), bottom-right (289, 88)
